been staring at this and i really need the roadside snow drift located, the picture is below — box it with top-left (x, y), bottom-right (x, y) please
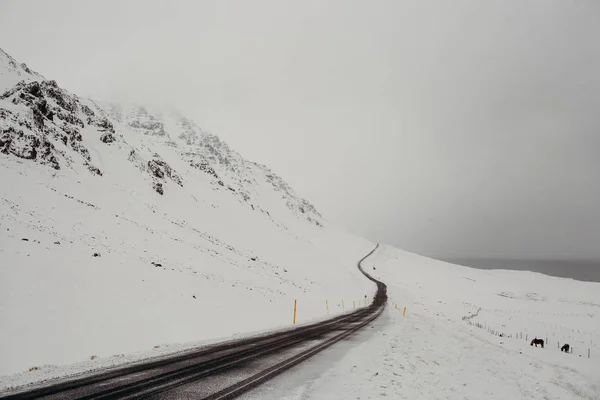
top-left (0, 48), bottom-right (374, 384)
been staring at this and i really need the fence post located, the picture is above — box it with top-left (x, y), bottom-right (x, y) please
top-left (293, 299), bottom-right (297, 324)
top-left (403, 307), bottom-right (407, 316)
top-left (353, 300), bottom-right (356, 309)
top-left (326, 300), bottom-right (329, 316)
top-left (342, 300), bottom-right (345, 311)
top-left (589, 349), bottom-right (591, 359)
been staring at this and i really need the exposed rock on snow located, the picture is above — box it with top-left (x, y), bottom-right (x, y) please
top-left (153, 181), bottom-right (164, 195)
top-left (0, 79), bottom-right (104, 171)
top-left (147, 159), bottom-right (165, 179)
top-left (148, 157), bottom-right (183, 187)
top-left (86, 163), bottom-right (102, 176)
top-left (100, 132), bottom-right (115, 143)
top-left (190, 160), bottom-right (220, 180)
top-left (0, 118), bottom-right (60, 170)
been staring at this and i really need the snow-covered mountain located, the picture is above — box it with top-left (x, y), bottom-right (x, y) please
top-left (99, 101), bottom-right (323, 225)
top-left (0, 55), bottom-right (321, 226)
top-left (0, 48), bottom-right (373, 379)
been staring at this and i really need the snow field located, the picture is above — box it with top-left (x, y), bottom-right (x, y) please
top-left (0, 154), bottom-right (374, 386)
top-left (371, 246), bottom-right (600, 360)
top-left (290, 245), bottom-right (600, 399)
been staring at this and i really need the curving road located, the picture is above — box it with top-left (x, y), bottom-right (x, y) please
top-left (1, 245), bottom-right (386, 400)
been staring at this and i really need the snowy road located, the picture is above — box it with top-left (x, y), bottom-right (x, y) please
top-left (0, 246), bottom-right (386, 400)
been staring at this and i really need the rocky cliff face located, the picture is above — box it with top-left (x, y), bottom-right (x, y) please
top-left (0, 79), bottom-right (113, 174)
top-left (0, 48), bottom-right (322, 226)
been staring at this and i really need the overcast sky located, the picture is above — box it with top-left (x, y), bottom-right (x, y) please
top-left (1, 0), bottom-right (599, 260)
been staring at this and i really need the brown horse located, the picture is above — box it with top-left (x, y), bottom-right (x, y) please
top-left (530, 338), bottom-right (544, 348)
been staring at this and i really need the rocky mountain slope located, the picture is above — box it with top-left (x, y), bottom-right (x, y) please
top-left (0, 53), bottom-right (321, 226)
top-left (0, 48), bottom-right (372, 381)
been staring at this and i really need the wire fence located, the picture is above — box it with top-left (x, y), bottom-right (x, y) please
top-left (462, 311), bottom-right (591, 359)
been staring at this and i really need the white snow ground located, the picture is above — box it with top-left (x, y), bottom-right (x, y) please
top-left (255, 246), bottom-right (600, 400)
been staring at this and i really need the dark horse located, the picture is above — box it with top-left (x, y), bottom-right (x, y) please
top-left (561, 344), bottom-right (570, 353)
top-left (530, 338), bottom-right (544, 348)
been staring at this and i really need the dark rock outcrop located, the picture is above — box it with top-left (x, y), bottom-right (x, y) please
top-left (148, 160), bottom-right (165, 179)
top-left (86, 164), bottom-right (102, 176)
top-left (190, 161), bottom-right (220, 180)
top-left (100, 132), bottom-right (115, 143)
top-left (148, 158), bottom-right (183, 187)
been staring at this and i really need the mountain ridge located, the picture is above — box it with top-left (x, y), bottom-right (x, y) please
top-left (0, 47), bottom-right (322, 226)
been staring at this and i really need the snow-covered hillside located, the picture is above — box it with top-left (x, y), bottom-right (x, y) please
top-left (0, 48), bottom-right (374, 381)
top-left (289, 246), bottom-right (600, 400)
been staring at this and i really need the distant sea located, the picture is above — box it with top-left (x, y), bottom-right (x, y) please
top-left (445, 259), bottom-right (600, 283)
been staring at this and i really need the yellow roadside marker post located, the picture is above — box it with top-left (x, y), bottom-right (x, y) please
top-left (293, 299), bottom-right (297, 324)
